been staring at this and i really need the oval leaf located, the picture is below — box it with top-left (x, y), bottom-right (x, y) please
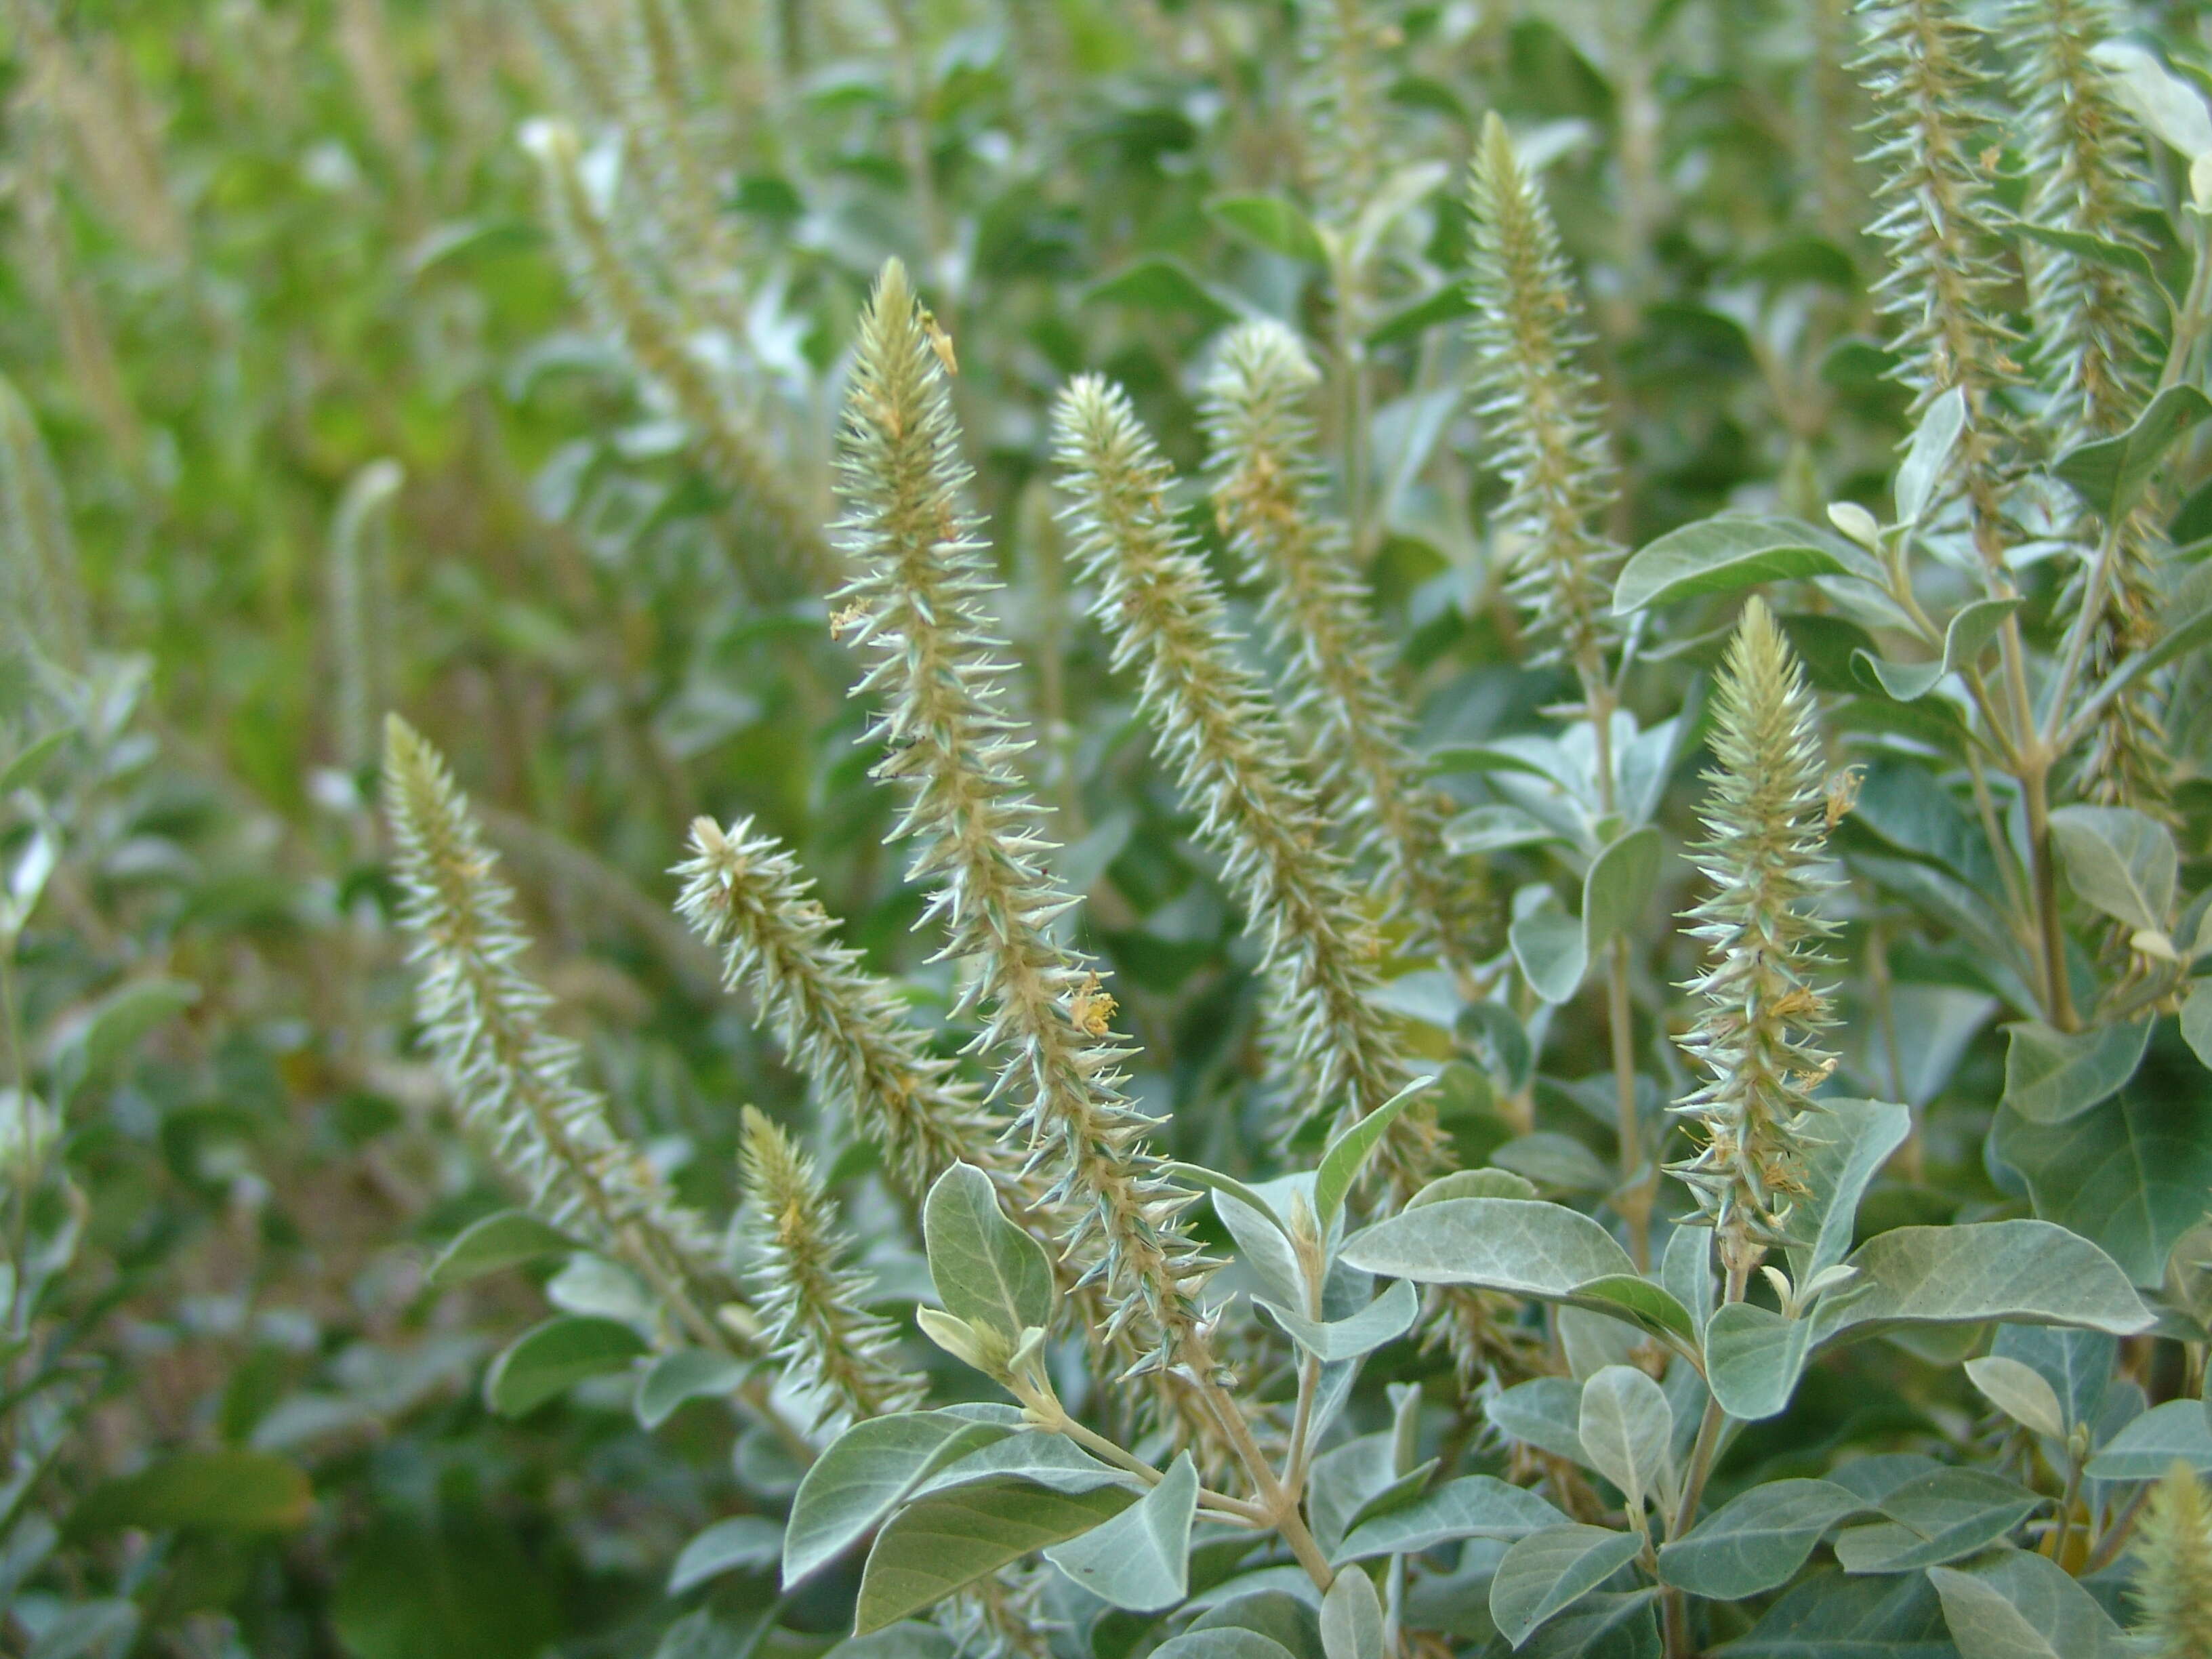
top-left (1488, 1524), bottom-right (1645, 1647)
top-left (1043, 1452), bottom-right (1197, 1612)
top-left (69, 1450), bottom-right (312, 1535)
top-left (1340, 1197), bottom-right (1637, 1303)
top-left (1657, 1479), bottom-right (1867, 1600)
top-left (923, 1164), bottom-right (1055, 1340)
top-left (2001, 1019), bottom-right (2152, 1125)
top-left (669, 1515), bottom-right (781, 1595)
top-left (484, 1315), bottom-right (648, 1418)
top-left (1577, 1366), bottom-right (1673, 1515)
top-left (783, 1410), bottom-right (1017, 1586)
top-left (426, 1210), bottom-right (577, 1288)
top-left (1332, 1475), bottom-right (1568, 1565)
top-left (1613, 516), bottom-right (1851, 615)
top-left (855, 1479), bottom-right (1133, 1633)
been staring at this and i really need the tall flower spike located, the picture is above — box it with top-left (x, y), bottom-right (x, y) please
top-left (2130, 1462), bottom-right (2212, 1659)
top-left (327, 459), bottom-right (402, 777)
top-left (382, 716), bottom-right (731, 1321)
top-left (675, 815), bottom-right (1005, 1191)
top-left (0, 371), bottom-right (85, 679)
top-left (1464, 112), bottom-right (1618, 687)
top-left (1856, 0), bottom-right (2021, 568)
top-left (1202, 321), bottom-right (1485, 973)
top-left (1052, 375), bottom-right (1434, 1193)
top-left (833, 260), bottom-right (1206, 1368)
top-left (520, 120), bottom-right (830, 587)
top-left (1669, 600), bottom-right (1838, 1282)
top-left (2009, 0), bottom-right (2175, 821)
top-left (1296, 0), bottom-right (1391, 225)
top-left (737, 1106), bottom-right (927, 1429)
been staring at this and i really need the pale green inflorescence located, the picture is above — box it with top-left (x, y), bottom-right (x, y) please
top-left (1856, 0), bottom-right (2021, 565)
top-left (1051, 373), bottom-right (1437, 1198)
top-left (2131, 1462), bottom-right (2212, 1659)
top-left (675, 814), bottom-right (1005, 1193)
top-left (1670, 599), bottom-right (1839, 1280)
top-left (1201, 319), bottom-right (1482, 973)
top-left (0, 370), bottom-right (86, 680)
top-left (1463, 110), bottom-right (1618, 689)
top-left (737, 1105), bottom-right (927, 1429)
top-left (382, 715), bottom-right (731, 1312)
top-left (832, 259), bottom-right (1208, 1368)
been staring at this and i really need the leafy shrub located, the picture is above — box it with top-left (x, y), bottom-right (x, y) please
top-left (4, 3), bottom-right (2212, 1658)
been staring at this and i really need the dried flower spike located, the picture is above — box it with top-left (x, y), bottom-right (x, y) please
top-left (2130, 1461), bottom-right (2212, 1658)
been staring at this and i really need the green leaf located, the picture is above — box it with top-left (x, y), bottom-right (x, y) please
top-left (634, 1348), bottom-right (747, 1431)
top-left (1256, 1279), bottom-right (1419, 1362)
top-left (1896, 386), bottom-right (1966, 525)
top-left (1409, 1168), bottom-right (1539, 1208)
top-left (1612, 516), bottom-right (1853, 615)
top-left (1721, 1567), bottom-right (1949, 1655)
top-left (1313, 1076), bottom-right (1435, 1229)
top-left (425, 1210), bottom-right (577, 1288)
top-left (1831, 1469), bottom-right (2041, 1573)
top-left (50, 977), bottom-right (201, 1105)
top-left (2048, 804), bottom-right (2176, 934)
top-left (2053, 384), bottom-right (2212, 521)
top-left (855, 1479), bottom-right (1134, 1633)
top-left (908, 1431), bottom-right (1136, 1502)
top-left (1701, 1302), bottom-right (1821, 1422)
top-left (782, 1411), bottom-right (1016, 1586)
top-left (923, 1164), bottom-right (1054, 1340)
top-left (2011, 222), bottom-right (2171, 312)
top-left (1576, 1366), bottom-right (1673, 1516)
top-left (1521, 1593), bottom-right (1659, 1659)
top-left (2184, 979), bottom-right (2212, 1070)
top-left (1491, 1133), bottom-right (1612, 1194)
top-left (1488, 1378), bottom-right (1591, 1465)
top-left (1783, 1100), bottom-right (1913, 1282)
top-left (1042, 1451), bottom-right (1197, 1612)
top-left (1656, 1479), bottom-right (1867, 1600)
top-left (668, 1516), bottom-right (782, 1595)
top-left (1488, 1525), bottom-right (1645, 1648)
top-left (1340, 1197), bottom-right (1637, 1305)
top-left (1991, 1326), bottom-right (2114, 1433)
top-left (0, 727), bottom-right (70, 795)
top-left (1929, 1551), bottom-right (2131, 1659)
top-left (1319, 1563), bottom-right (1385, 1659)
top-left (1082, 256), bottom-right (1244, 327)
top-left (69, 1450), bottom-right (312, 1534)
top-left (24, 1601), bottom-right (138, 1659)
top-left (1445, 804), bottom-right (1564, 855)
top-left (1994, 1085), bottom-right (2212, 1284)
top-left (483, 1315), bottom-right (648, 1418)
top-left (1582, 827), bottom-right (1662, 958)
top-left (1188, 1593), bottom-right (1324, 1659)
top-left (818, 1626), bottom-right (957, 1659)
top-left (1851, 596), bottom-right (2021, 701)
top-left (1510, 905), bottom-right (1588, 1005)
top-left (1963, 1356), bottom-right (2067, 1441)
top-left (2001, 1019), bottom-right (2152, 1125)
top-left (1660, 1226), bottom-right (1717, 1341)
top-left (1563, 1277), bottom-right (1697, 1347)
top-left (2082, 1398), bottom-right (2212, 1479)
top-left (1331, 1475), bottom-right (1568, 1564)
top-left (1151, 1633), bottom-right (1299, 1659)
top-left (1164, 1163), bottom-right (1292, 1239)
top-left (1835, 1220), bottom-right (2151, 1336)
top-left (1206, 194), bottom-right (1328, 262)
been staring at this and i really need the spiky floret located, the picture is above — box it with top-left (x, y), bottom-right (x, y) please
top-left (1463, 113), bottom-right (1618, 681)
top-left (737, 1106), bottom-right (926, 1427)
top-left (2008, 0), bottom-right (2175, 821)
top-left (1856, 0), bottom-right (2021, 565)
top-left (676, 815), bottom-right (1005, 1189)
top-left (832, 260), bottom-right (1206, 1365)
top-left (1052, 375), bottom-right (1435, 1195)
top-left (1296, 0), bottom-right (1392, 224)
top-left (520, 119), bottom-right (828, 585)
top-left (1202, 321), bottom-right (1483, 972)
top-left (0, 371), bottom-right (85, 678)
top-left (2131, 1461), bottom-right (2212, 1658)
top-left (382, 716), bottom-right (728, 1309)
top-left (1670, 600), bottom-right (1839, 1279)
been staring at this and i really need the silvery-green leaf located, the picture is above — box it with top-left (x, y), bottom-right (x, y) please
top-left (483, 1315), bottom-right (647, 1418)
top-left (1331, 1475), bottom-right (1568, 1564)
top-left (1490, 1133), bottom-right (1612, 1194)
top-left (1488, 1378), bottom-right (1589, 1465)
top-left (923, 1164), bottom-right (1054, 1340)
top-left (1990, 1326), bottom-right (2114, 1433)
top-left (1612, 516), bottom-right (1856, 615)
top-left (817, 1626), bottom-right (956, 1659)
top-left (1963, 1356), bottom-right (2067, 1441)
top-left (2052, 384), bottom-right (2212, 521)
top-left (2048, 805), bottom-right (2176, 935)
top-left (1340, 1197), bottom-right (1635, 1301)
top-left (1701, 1301), bottom-right (1820, 1422)
top-left (1896, 387), bottom-right (1966, 524)
top-left (1835, 1220), bottom-right (2151, 1337)
top-left (1721, 1566), bottom-right (1948, 1654)
top-left (1576, 1367), bottom-right (1672, 1516)
top-left (1043, 1452), bottom-right (1197, 1612)
top-left (912, 1431), bottom-right (1136, 1500)
top-left (1782, 1101), bottom-right (1912, 1283)
top-left (1993, 1087), bottom-right (2212, 1283)
top-left (1582, 826), bottom-right (1662, 958)
top-left (855, 1479), bottom-right (1134, 1633)
top-left (1318, 1565), bottom-right (1385, 1659)
top-left (1851, 597), bottom-right (2021, 701)
top-left (1831, 1469), bottom-right (2041, 1573)
top-left (783, 1412), bottom-right (1015, 1586)
top-left (1408, 1169), bottom-right (1538, 1208)
top-left (1511, 903), bottom-right (1588, 1005)
top-left (2082, 1398), bottom-right (2212, 1479)
top-left (1521, 1592), bottom-right (1660, 1658)
top-left (2182, 979), bottom-right (2212, 1070)
top-left (1313, 1077), bottom-right (1435, 1229)
top-left (668, 1516), bottom-right (781, 1595)
top-left (1255, 1279), bottom-right (1419, 1362)
top-left (2001, 1019), bottom-right (2152, 1124)
top-left (426, 1210), bottom-right (577, 1288)
top-left (1488, 1525), bottom-right (1645, 1649)
top-left (1928, 1551), bottom-right (2131, 1659)
top-left (635, 1348), bottom-right (747, 1431)
top-left (1151, 1632), bottom-right (1299, 1659)
top-left (1188, 1591), bottom-right (1324, 1659)
top-left (1656, 1479), bottom-right (1867, 1600)
top-left (1446, 805), bottom-right (1563, 855)
top-left (1660, 1226), bottom-right (1716, 1341)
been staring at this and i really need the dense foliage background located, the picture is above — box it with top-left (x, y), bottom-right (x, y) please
top-left (3, 2), bottom-right (2212, 1656)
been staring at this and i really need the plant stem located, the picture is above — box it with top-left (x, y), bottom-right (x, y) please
top-left (1665, 1256), bottom-right (1748, 1659)
top-left (2022, 758), bottom-right (2078, 1031)
top-left (1609, 933), bottom-right (1649, 1268)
